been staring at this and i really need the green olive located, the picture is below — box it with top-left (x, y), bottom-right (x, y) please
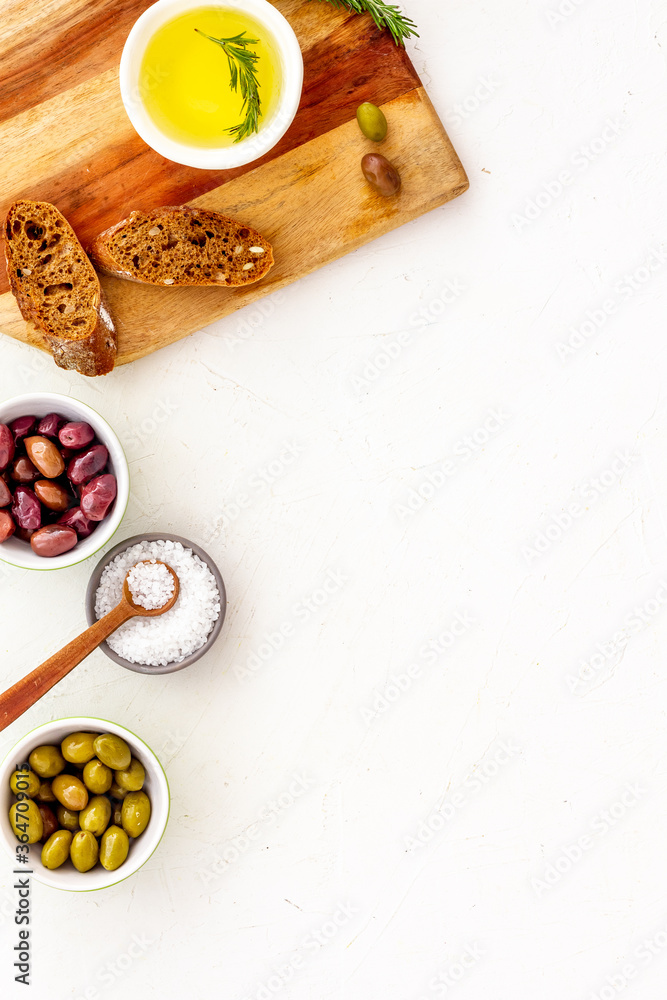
top-left (41, 829), bottom-right (72, 870)
top-left (9, 800), bottom-right (43, 844)
top-left (10, 769), bottom-right (40, 798)
top-left (356, 102), bottom-right (388, 142)
top-left (56, 806), bottom-right (80, 832)
top-left (93, 734), bottom-right (131, 770)
top-left (121, 791), bottom-right (151, 838)
top-left (109, 781), bottom-right (128, 800)
top-left (61, 732), bottom-right (98, 765)
top-left (114, 758), bottom-right (145, 792)
top-left (99, 825), bottom-right (130, 871)
top-left (70, 830), bottom-right (99, 872)
top-left (79, 795), bottom-right (112, 837)
top-left (52, 774), bottom-right (88, 811)
top-left (36, 780), bottom-right (56, 803)
top-left (28, 744), bottom-right (65, 778)
top-left (112, 802), bottom-right (123, 826)
top-left (83, 759), bottom-right (112, 794)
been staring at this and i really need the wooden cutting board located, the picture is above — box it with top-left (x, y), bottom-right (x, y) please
top-left (0, 0), bottom-right (468, 368)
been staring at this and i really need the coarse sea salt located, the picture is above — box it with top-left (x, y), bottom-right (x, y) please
top-left (127, 559), bottom-right (175, 610)
top-left (95, 540), bottom-right (220, 666)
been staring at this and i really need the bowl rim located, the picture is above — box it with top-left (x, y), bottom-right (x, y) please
top-left (85, 532), bottom-right (227, 674)
top-left (0, 392), bottom-right (130, 571)
top-left (119, 0), bottom-right (304, 169)
top-left (0, 715), bottom-right (170, 891)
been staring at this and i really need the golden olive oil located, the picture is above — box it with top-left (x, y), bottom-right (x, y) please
top-left (140, 7), bottom-right (281, 148)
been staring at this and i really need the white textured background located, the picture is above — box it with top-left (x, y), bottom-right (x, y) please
top-left (2, 1), bottom-right (667, 997)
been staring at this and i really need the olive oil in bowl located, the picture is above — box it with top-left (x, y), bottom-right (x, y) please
top-left (140, 6), bottom-right (282, 148)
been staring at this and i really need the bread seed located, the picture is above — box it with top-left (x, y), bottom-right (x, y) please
top-left (163, 278), bottom-right (175, 285)
top-left (243, 263), bottom-right (254, 270)
top-left (22, 268), bottom-right (32, 275)
top-left (214, 273), bottom-right (228, 282)
top-left (148, 226), bottom-right (161, 236)
top-left (249, 247), bottom-right (265, 254)
top-left (233, 246), bottom-right (243, 255)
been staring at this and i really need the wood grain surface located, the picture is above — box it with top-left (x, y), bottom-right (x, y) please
top-left (0, 0), bottom-right (468, 368)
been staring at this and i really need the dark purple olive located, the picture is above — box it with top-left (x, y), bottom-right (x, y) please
top-left (0, 476), bottom-right (11, 507)
top-left (30, 525), bottom-right (78, 558)
top-left (0, 424), bottom-right (15, 472)
top-left (9, 415), bottom-right (36, 441)
top-left (58, 506), bottom-right (95, 538)
top-left (10, 455), bottom-right (40, 484)
top-left (0, 510), bottom-right (15, 543)
top-left (59, 422), bottom-right (95, 450)
top-left (67, 444), bottom-right (108, 485)
top-left (14, 526), bottom-right (34, 543)
top-left (37, 413), bottom-right (64, 438)
top-left (11, 486), bottom-right (41, 531)
top-left (361, 153), bottom-right (401, 197)
top-left (80, 474), bottom-right (116, 521)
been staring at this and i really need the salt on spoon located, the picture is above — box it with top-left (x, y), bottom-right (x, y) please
top-left (0, 561), bottom-right (179, 732)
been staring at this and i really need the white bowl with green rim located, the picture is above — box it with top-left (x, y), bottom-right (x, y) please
top-left (0, 393), bottom-right (129, 570)
top-left (0, 717), bottom-right (170, 891)
top-left (119, 0), bottom-right (304, 169)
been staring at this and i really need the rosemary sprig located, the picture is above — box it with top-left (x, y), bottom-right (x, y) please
top-left (312, 0), bottom-right (418, 46)
top-left (195, 28), bottom-right (262, 142)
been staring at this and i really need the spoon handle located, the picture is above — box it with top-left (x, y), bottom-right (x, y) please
top-left (0, 603), bottom-right (136, 732)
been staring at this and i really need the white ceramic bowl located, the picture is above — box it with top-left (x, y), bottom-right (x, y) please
top-left (120, 0), bottom-right (304, 169)
top-left (0, 392), bottom-right (130, 571)
top-left (0, 717), bottom-right (170, 891)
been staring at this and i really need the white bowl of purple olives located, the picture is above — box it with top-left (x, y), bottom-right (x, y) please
top-left (0, 393), bottom-right (129, 570)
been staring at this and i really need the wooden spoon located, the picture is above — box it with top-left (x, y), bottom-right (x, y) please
top-left (0, 561), bottom-right (179, 732)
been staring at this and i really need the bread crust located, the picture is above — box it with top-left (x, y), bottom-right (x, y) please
top-left (88, 206), bottom-right (274, 287)
top-left (5, 200), bottom-right (116, 377)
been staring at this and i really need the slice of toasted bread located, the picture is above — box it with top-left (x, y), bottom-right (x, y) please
top-left (4, 201), bottom-right (116, 377)
top-left (88, 206), bottom-right (274, 287)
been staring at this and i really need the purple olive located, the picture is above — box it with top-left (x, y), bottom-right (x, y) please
top-left (0, 424), bottom-right (15, 472)
top-left (30, 525), bottom-right (78, 558)
top-left (58, 507), bottom-right (95, 538)
top-left (9, 415), bottom-right (36, 441)
top-left (59, 422), bottom-right (95, 450)
top-left (10, 455), bottom-right (40, 484)
top-left (67, 444), bottom-right (108, 485)
top-left (0, 510), bottom-right (15, 543)
top-left (80, 474), bottom-right (116, 521)
top-left (11, 486), bottom-right (41, 531)
top-left (37, 413), bottom-right (64, 438)
top-left (0, 477), bottom-right (11, 507)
